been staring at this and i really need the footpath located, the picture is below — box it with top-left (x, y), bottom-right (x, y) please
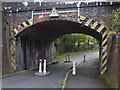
top-left (66, 58), bottom-right (111, 89)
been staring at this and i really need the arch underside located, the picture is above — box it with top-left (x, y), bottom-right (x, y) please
top-left (10, 14), bottom-right (108, 75)
top-left (17, 20), bottom-right (102, 41)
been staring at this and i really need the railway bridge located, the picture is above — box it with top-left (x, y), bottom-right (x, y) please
top-left (2, 1), bottom-right (119, 75)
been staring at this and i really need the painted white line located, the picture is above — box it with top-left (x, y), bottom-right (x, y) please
top-left (62, 60), bottom-right (84, 90)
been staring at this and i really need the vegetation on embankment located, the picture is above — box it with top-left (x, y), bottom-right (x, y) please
top-left (54, 49), bottom-right (99, 60)
top-left (54, 34), bottom-right (99, 54)
top-left (54, 33), bottom-right (99, 60)
top-left (105, 5), bottom-right (120, 90)
top-left (58, 75), bottom-right (66, 88)
top-left (101, 75), bottom-right (119, 89)
top-left (111, 8), bottom-right (120, 34)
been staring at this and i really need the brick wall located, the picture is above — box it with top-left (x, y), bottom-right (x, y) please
top-left (2, 2), bottom-right (119, 72)
top-left (16, 37), bottom-right (56, 71)
top-left (2, 2), bottom-right (119, 29)
top-left (118, 36), bottom-right (120, 89)
top-left (107, 34), bottom-right (119, 87)
top-left (2, 12), bottom-right (11, 72)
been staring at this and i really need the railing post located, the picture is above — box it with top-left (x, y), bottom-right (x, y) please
top-left (32, 10), bottom-right (34, 25)
top-left (77, 2), bottom-right (80, 22)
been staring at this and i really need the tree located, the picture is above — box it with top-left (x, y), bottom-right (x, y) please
top-left (54, 33), bottom-right (89, 53)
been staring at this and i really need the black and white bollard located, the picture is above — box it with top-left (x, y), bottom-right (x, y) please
top-left (68, 53), bottom-right (70, 61)
top-left (64, 53), bottom-right (71, 62)
top-left (72, 61), bottom-right (76, 75)
top-left (35, 59), bottom-right (50, 76)
top-left (39, 59), bottom-right (42, 73)
top-left (43, 59), bottom-right (46, 74)
top-left (65, 54), bottom-right (68, 61)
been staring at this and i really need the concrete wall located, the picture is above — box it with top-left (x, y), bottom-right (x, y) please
top-left (107, 34), bottom-right (120, 87)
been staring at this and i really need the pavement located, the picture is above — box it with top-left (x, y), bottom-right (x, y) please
top-left (2, 52), bottom-right (110, 88)
top-left (66, 52), bottom-right (109, 88)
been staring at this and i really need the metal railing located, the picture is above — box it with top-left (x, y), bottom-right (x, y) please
top-left (31, 3), bottom-right (80, 24)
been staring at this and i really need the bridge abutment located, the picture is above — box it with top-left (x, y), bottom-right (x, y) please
top-left (16, 37), bottom-right (56, 71)
top-left (1, 2), bottom-right (119, 76)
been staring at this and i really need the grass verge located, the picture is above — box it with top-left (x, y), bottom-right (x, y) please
top-left (58, 75), bottom-right (66, 88)
top-left (54, 49), bottom-right (99, 60)
top-left (2, 71), bottom-right (11, 74)
top-left (101, 75), bottom-right (119, 89)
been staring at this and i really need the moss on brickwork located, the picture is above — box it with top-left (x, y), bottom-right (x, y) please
top-left (102, 75), bottom-right (118, 89)
top-left (2, 11), bottom-right (11, 73)
top-left (107, 34), bottom-right (119, 88)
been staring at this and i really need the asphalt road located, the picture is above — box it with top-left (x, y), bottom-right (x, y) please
top-left (2, 52), bottom-right (106, 88)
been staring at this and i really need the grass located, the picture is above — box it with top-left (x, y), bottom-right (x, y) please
top-left (54, 49), bottom-right (99, 60)
top-left (58, 75), bottom-right (66, 88)
top-left (2, 71), bottom-right (11, 74)
top-left (102, 75), bottom-right (119, 89)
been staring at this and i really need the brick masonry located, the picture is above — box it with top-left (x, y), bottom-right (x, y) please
top-left (1, 2), bottom-right (120, 72)
top-left (2, 12), bottom-right (11, 72)
top-left (2, 2), bottom-right (119, 29)
top-left (16, 37), bottom-right (56, 71)
top-left (107, 34), bottom-right (120, 87)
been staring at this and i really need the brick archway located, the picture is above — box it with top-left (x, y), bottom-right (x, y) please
top-left (10, 13), bottom-right (108, 75)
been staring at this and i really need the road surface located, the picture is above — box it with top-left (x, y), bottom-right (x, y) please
top-left (2, 52), bottom-right (108, 88)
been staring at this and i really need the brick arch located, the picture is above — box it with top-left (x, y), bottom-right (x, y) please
top-left (10, 13), bottom-right (108, 75)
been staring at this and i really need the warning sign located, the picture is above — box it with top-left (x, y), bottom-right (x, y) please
top-left (49, 7), bottom-right (59, 18)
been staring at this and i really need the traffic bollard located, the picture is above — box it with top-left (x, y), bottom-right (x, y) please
top-left (39, 59), bottom-right (42, 73)
top-left (43, 59), bottom-right (47, 73)
top-left (68, 53), bottom-right (70, 61)
top-left (84, 54), bottom-right (85, 62)
top-left (66, 54), bottom-right (68, 61)
top-left (72, 61), bottom-right (76, 75)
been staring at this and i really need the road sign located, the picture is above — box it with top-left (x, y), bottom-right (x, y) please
top-left (49, 7), bottom-right (59, 18)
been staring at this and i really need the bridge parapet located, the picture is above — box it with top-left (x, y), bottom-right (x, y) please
top-left (2, 2), bottom-right (119, 29)
top-left (2, 1), bottom-right (119, 75)
top-left (2, 2), bottom-right (119, 13)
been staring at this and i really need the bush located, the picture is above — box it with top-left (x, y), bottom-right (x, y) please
top-left (111, 8), bottom-right (120, 34)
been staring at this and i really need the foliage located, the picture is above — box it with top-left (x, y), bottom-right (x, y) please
top-left (58, 75), bottom-right (66, 88)
top-left (54, 49), bottom-right (99, 60)
top-left (9, 36), bottom-right (15, 40)
top-left (54, 33), bottom-right (99, 54)
top-left (2, 71), bottom-right (11, 74)
top-left (111, 8), bottom-right (120, 34)
top-left (4, 25), bottom-right (7, 30)
top-left (102, 75), bottom-right (119, 89)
